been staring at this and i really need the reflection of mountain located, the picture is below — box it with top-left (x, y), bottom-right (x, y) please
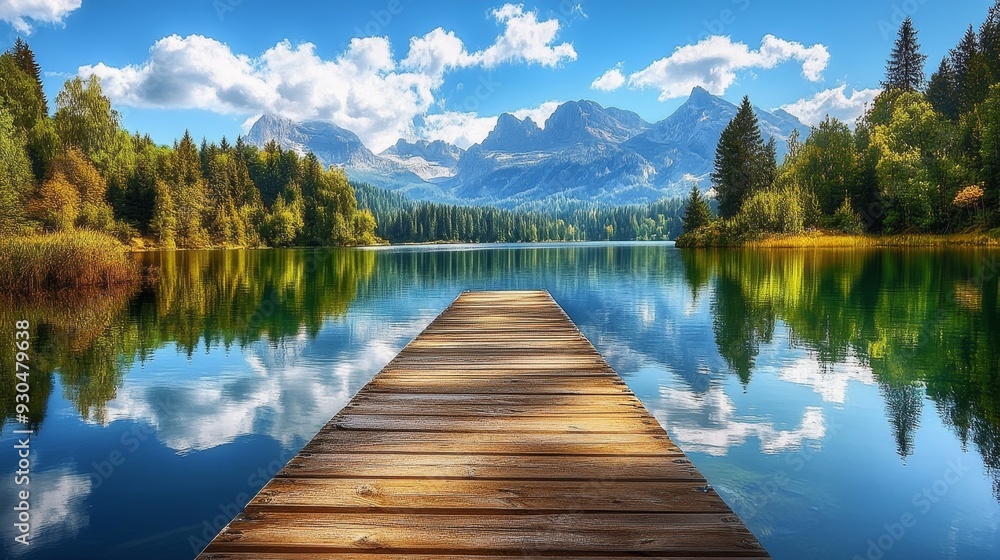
top-left (682, 248), bottom-right (1000, 496)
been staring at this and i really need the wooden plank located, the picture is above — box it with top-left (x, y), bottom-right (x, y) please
top-left (202, 512), bottom-right (767, 555)
top-left (302, 430), bottom-right (683, 456)
top-left (278, 453), bottom-right (705, 480)
top-left (330, 413), bottom-right (664, 433)
top-left (247, 478), bottom-right (731, 513)
top-left (196, 290), bottom-right (769, 559)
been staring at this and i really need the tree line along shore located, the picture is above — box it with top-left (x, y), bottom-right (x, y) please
top-left (678, 6), bottom-right (1000, 248)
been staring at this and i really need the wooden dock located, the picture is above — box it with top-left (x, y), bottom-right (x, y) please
top-left (197, 290), bottom-right (770, 559)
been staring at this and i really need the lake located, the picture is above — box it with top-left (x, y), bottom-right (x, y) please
top-left (1, 242), bottom-right (999, 559)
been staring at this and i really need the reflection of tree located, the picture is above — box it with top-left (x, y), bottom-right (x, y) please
top-left (680, 249), bottom-right (713, 302)
top-left (711, 274), bottom-right (773, 385)
top-left (0, 249), bottom-right (374, 429)
top-left (710, 252), bottom-right (776, 386)
top-left (682, 247), bottom-right (1000, 498)
top-left (881, 383), bottom-right (923, 460)
top-left (0, 287), bottom-right (137, 428)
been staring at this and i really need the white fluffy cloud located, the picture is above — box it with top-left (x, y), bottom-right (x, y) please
top-left (594, 35), bottom-right (830, 100)
top-left (475, 4), bottom-right (577, 67)
top-left (591, 63), bottom-right (626, 91)
top-left (81, 3), bottom-right (575, 152)
top-left (418, 100), bottom-right (560, 148)
top-left (0, 0), bottom-right (81, 33)
top-left (418, 111), bottom-right (500, 149)
top-left (780, 84), bottom-right (881, 127)
top-left (511, 99), bottom-right (560, 128)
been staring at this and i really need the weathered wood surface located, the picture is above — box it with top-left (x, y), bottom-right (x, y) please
top-left (198, 290), bottom-right (769, 559)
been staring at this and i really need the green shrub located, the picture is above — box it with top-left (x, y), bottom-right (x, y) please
top-left (827, 197), bottom-right (866, 233)
top-left (733, 187), bottom-right (805, 236)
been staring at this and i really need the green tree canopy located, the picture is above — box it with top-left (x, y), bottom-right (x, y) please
top-left (54, 75), bottom-right (120, 161)
top-left (0, 108), bottom-right (35, 235)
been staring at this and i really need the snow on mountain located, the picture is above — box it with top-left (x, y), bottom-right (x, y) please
top-left (624, 86), bottom-right (810, 194)
top-left (379, 139), bottom-right (464, 182)
top-left (245, 115), bottom-right (448, 200)
top-left (244, 88), bottom-right (810, 206)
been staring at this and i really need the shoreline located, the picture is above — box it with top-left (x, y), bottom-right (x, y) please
top-left (676, 231), bottom-right (1000, 249)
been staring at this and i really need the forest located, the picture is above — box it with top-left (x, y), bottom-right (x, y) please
top-left (0, 39), bottom-right (377, 251)
top-left (679, 2), bottom-right (1000, 246)
top-left (355, 182), bottom-right (684, 243)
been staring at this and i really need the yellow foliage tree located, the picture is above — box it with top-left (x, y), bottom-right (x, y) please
top-left (29, 171), bottom-right (80, 231)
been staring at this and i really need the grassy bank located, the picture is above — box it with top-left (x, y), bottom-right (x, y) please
top-left (677, 228), bottom-right (1000, 248)
top-left (0, 231), bottom-right (142, 292)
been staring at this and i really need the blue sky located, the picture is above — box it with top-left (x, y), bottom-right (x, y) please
top-left (1, 0), bottom-right (994, 151)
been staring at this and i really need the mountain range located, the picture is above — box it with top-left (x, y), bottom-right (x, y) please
top-left (245, 87), bottom-right (809, 206)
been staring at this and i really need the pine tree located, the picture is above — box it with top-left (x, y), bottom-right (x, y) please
top-left (712, 96), bottom-right (768, 218)
top-left (0, 53), bottom-right (45, 132)
top-left (682, 184), bottom-right (712, 233)
top-left (927, 57), bottom-right (959, 120)
top-left (982, 84), bottom-right (1000, 214)
top-left (11, 38), bottom-right (47, 116)
top-left (761, 137), bottom-right (778, 189)
top-left (952, 25), bottom-right (992, 114)
top-left (883, 17), bottom-right (927, 91)
top-left (981, 1), bottom-right (1000, 79)
top-left (166, 131), bottom-right (210, 247)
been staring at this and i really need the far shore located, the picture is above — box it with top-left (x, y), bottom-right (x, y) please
top-left (677, 231), bottom-right (1000, 249)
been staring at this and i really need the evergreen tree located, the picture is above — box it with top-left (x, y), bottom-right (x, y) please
top-left (952, 26), bottom-right (993, 115)
top-left (682, 184), bottom-right (712, 233)
top-left (981, 1), bottom-right (1000, 79)
top-left (982, 84), bottom-right (1000, 214)
top-left (0, 53), bottom-right (46, 132)
top-left (927, 57), bottom-right (959, 120)
top-left (165, 131), bottom-right (210, 247)
top-left (11, 38), bottom-right (47, 116)
top-left (883, 17), bottom-right (927, 91)
top-left (761, 137), bottom-right (778, 189)
top-left (712, 96), bottom-right (768, 218)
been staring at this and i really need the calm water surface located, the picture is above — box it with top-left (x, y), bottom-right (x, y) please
top-left (1, 242), bottom-right (999, 559)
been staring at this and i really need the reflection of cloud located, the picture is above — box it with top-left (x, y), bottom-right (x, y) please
top-left (97, 324), bottom-right (406, 453)
top-left (769, 354), bottom-right (874, 404)
top-left (1, 467), bottom-right (91, 553)
top-left (653, 385), bottom-right (825, 456)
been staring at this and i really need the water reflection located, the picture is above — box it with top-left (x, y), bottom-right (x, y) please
top-left (0, 243), bottom-right (998, 559)
top-left (686, 248), bottom-right (1000, 492)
